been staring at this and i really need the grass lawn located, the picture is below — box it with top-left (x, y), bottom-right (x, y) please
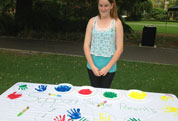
top-left (126, 21), bottom-right (178, 34)
top-left (125, 21), bottom-right (178, 49)
top-left (0, 50), bottom-right (178, 97)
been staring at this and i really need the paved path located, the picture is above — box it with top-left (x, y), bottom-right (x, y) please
top-left (0, 37), bottom-right (178, 65)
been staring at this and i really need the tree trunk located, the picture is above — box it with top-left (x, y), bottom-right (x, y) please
top-left (15, 0), bottom-right (32, 30)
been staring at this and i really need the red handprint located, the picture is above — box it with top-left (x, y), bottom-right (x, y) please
top-left (7, 92), bottom-right (22, 99)
top-left (54, 115), bottom-right (65, 121)
top-left (54, 115), bottom-right (72, 121)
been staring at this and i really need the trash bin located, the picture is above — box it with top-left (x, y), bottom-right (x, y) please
top-left (141, 26), bottom-right (156, 46)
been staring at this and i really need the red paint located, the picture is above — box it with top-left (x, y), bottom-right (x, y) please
top-left (78, 89), bottom-right (92, 95)
top-left (7, 92), bottom-right (22, 99)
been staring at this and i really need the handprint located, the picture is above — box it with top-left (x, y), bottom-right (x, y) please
top-left (54, 114), bottom-right (72, 121)
top-left (79, 117), bottom-right (89, 121)
top-left (67, 108), bottom-right (81, 119)
top-left (35, 85), bottom-right (47, 92)
top-left (54, 115), bottom-right (66, 121)
top-left (18, 84), bottom-right (28, 90)
top-left (7, 92), bottom-right (22, 99)
top-left (95, 113), bottom-right (111, 121)
top-left (128, 118), bottom-right (141, 121)
top-left (164, 105), bottom-right (178, 113)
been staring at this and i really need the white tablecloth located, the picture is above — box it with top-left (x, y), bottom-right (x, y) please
top-left (0, 82), bottom-right (178, 121)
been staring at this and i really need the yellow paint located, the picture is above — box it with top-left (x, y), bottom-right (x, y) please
top-left (95, 113), bottom-right (111, 121)
top-left (49, 93), bottom-right (56, 96)
top-left (128, 91), bottom-right (147, 100)
top-left (164, 106), bottom-right (178, 116)
top-left (160, 95), bottom-right (174, 101)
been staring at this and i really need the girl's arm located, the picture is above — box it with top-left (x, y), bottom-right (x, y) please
top-left (99, 19), bottom-right (124, 76)
top-left (83, 18), bottom-right (100, 76)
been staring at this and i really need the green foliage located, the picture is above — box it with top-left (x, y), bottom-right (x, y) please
top-left (31, 0), bottom-right (97, 32)
top-left (176, 0), bottom-right (178, 5)
top-left (0, 13), bottom-right (16, 36)
top-left (31, 0), bottom-right (62, 31)
top-left (0, 0), bottom-right (16, 12)
top-left (150, 8), bottom-right (168, 21)
top-left (120, 0), bottom-right (151, 21)
top-left (175, 16), bottom-right (178, 20)
top-left (142, 0), bottom-right (153, 13)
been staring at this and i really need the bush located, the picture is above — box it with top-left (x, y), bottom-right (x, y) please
top-left (0, 14), bottom-right (17, 36)
top-left (149, 8), bottom-right (168, 21)
top-left (175, 17), bottom-right (178, 20)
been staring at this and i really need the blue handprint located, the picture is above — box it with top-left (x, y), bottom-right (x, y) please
top-left (55, 85), bottom-right (71, 92)
top-left (67, 108), bottom-right (81, 119)
top-left (35, 85), bottom-right (47, 92)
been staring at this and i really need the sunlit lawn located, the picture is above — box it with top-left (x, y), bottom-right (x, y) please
top-left (126, 21), bottom-right (178, 34)
top-left (0, 50), bottom-right (178, 97)
top-left (125, 21), bottom-right (178, 49)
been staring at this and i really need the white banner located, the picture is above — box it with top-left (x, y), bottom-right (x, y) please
top-left (0, 82), bottom-right (178, 121)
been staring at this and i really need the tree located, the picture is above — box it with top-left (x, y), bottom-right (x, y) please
top-left (15, 0), bottom-right (32, 30)
top-left (0, 0), bottom-right (32, 31)
top-left (0, 0), bottom-right (151, 35)
top-left (176, 0), bottom-right (178, 5)
top-left (0, 0), bottom-right (16, 35)
top-left (0, 0), bottom-right (16, 14)
top-left (118, 0), bottom-right (150, 20)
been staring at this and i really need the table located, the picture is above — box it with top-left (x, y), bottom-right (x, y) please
top-left (0, 82), bottom-right (178, 121)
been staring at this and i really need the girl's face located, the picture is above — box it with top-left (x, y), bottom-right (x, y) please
top-left (98, 0), bottom-right (113, 18)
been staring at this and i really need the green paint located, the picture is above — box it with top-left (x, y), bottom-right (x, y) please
top-left (128, 118), bottom-right (141, 121)
top-left (103, 91), bottom-right (117, 98)
top-left (18, 84), bottom-right (28, 90)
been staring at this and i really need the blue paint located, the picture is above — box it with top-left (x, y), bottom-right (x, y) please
top-left (56, 94), bottom-right (61, 97)
top-left (55, 85), bottom-right (71, 92)
top-left (67, 108), bottom-right (81, 119)
top-left (35, 85), bottom-right (47, 92)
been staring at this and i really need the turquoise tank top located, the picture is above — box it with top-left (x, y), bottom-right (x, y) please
top-left (87, 16), bottom-right (116, 72)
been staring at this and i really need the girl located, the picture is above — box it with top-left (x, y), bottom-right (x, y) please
top-left (83, 0), bottom-right (123, 88)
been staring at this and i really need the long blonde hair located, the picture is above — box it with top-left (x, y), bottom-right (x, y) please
top-left (98, 0), bottom-right (118, 20)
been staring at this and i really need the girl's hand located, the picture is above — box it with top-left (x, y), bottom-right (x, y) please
top-left (99, 67), bottom-right (109, 76)
top-left (91, 66), bottom-right (100, 76)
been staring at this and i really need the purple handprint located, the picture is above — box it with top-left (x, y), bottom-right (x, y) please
top-left (67, 108), bottom-right (81, 119)
top-left (35, 85), bottom-right (47, 92)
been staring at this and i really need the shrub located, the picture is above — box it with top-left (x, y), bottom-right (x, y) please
top-left (0, 13), bottom-right (17, 36)
top-left (149, 8), bottom-right (168, 21)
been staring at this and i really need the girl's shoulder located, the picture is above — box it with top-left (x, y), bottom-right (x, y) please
top-left (88, 16), bottom-right (98, 27)
top-left (115, 18), bottom-right (123, 28)
top-left (115, 18), bottom-right (122, 24)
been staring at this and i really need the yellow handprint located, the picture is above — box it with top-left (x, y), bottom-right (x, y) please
top-left (95, 113), bottom-right (111, 121)
top-left (164, 106), bottom-right (178, 113)
top-left (160, 95), bottom-right (174, 101)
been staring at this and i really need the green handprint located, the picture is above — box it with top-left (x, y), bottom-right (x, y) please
top-left (18, 84), bottom-right (28, 90)
top-left (95, 113), bottom-right (111, 121)
top-left (128, 118), bottom-right (141, 121)
top-left (79, 117), bottom-right (89, 121)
